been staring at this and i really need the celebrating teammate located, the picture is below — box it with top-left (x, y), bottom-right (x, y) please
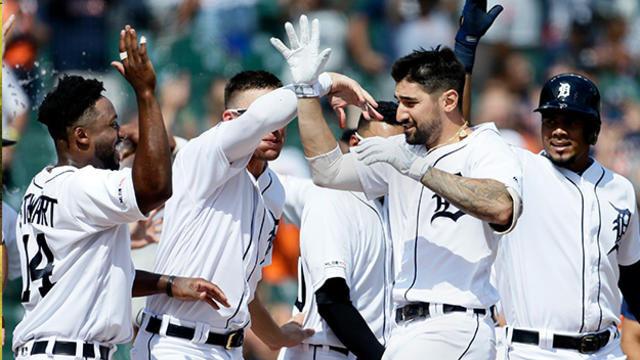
top-left (130, 17), bottom-right (381, 359)
top-left (12, 26), bottom-right (228, 359)
top-left (492, 73), bottom-right (640, 359)
top-left (279, 102), bottom-right (402, 360)
top-left (271, 9), bottom-right (521, 360)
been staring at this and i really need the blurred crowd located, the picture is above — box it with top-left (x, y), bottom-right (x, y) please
top-left (2, 0), bottom-right (640, 359)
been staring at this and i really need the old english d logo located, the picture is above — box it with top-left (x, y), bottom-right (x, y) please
top-left (558, 82), bottom-right (571, 99)
top-left (608, 202), bottom-right (631, 255)
top-left (431, 194), bottom-right (466, 223)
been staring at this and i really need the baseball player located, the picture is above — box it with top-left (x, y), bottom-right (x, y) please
top-left (278, 102), bottom-right (402, 360)
top-left (12, 26), bottom-right (228, 360)
top-left (131, 17), bottom-right (380, 359)
top-left (271, 11), bottom-right (522, 360)
top-left (490, 73), bottom-right (640, 359)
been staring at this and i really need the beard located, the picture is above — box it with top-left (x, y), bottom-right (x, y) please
top-left (95, 141), bottom-right (120, 170)
top-left (405, 117), bottom-right (441, 146)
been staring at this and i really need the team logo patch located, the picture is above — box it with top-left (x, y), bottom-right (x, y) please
top-left (431, 172), bottom-right (466, 223)
top-left (608, 202), bottom-right (631, 254)
top-left (557, 82), bottom-right (571, 99)
top-left (324, 260), bottom-right (346, 270)
top-left (431, 194), bottom-right (466, 223)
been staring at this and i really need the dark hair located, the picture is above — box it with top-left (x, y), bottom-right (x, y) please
top-left (340, 129), bottom-right (356, 143)
top-left (38, 75), bottom-right (105, 142)
top-left (391, 46), bottom-right (465, 108)
top-left (224, 70), bottom-right (283, 108)
top-left (357, 101), bottom-right (399, 132)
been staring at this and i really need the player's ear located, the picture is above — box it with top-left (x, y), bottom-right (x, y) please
top-left (222, 110), bottom-right (235, 122)
top-left (73, 126), bottom-right (91, 150)
top-left (440, 89), bottom-right (458, 113)
top-left (349, 134), bottom-right (359, 147)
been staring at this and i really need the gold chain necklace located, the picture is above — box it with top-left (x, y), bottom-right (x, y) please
top-left (426, 122), bottom-right (470, 155)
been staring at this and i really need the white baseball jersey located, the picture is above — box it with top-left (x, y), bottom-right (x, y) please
top-left (282, 186), bottom-right (393, 353)
top-left (353, 122), bottom-right (522, 309)
top-left (277, 174), bottom-right (314, 227)
top-left (494, 149), bottom-right (640, 333)
top-left (3, 201), bottom-right (21, 281)
top-left (146, 123), bottom-right (285, 333)
top-left (12, 165), bottom-right (144, 350)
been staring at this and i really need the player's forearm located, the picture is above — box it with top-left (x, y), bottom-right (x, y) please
top-left (318, 302), bottom-right (384, 359)
top-left (463, 74), bottom-right (472, 125)
top-left (248, 295), bottom-right (288, 349)
top-left (307, 147), bottom-right (364, 191)
top-left (132, 270), bottom-right (170, 297)
top-left (421, 167), bottom-right (514, 225)
top-left (220, 87), bottom-right (298, 163)
top-left (297, 97), bottom-right (339, 157)
top-left (132, 91), bottom-right (173, 214)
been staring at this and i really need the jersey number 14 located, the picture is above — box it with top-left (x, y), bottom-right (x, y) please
top-left (21, 233), bottom-right (56, 302)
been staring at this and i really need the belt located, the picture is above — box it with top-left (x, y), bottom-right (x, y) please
top-left (25, 340), bottom-right (110, 359)
top-left (511, 328), bottom-right (613, 354)
top-left (396, 302), bottom-right (493, 323)
top-left (145, 315), bottom-right (244, 349)
top-left (308, 344), bottom-right (349, 356)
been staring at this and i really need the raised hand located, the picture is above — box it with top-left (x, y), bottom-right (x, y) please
top-left (130, 206), bottom-right (163, 249)
top-left (270, 15), bottom-right (331, 85)
top-left (352, 136), bottom-right (431, 181)
top-left (326, 72), bottom-right (383, 128)
top-left (171, 277), bottom-right (230, 310)
top-left (111, 25), bottom-right (156, 95)
top-left (455, 0), bottom-right (503, 73)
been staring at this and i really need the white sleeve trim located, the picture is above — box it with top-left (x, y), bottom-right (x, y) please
top-left (492, 186), bottom-right (522, 235)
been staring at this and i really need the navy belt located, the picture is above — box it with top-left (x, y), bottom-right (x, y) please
top-left (27, 340), bottom-right (110, 359)
top-left (309, 344), bottom-right (349, 356)
top-left (396, 302), bottom-right (494, 323)
top-left (145, 315), bottom-right (244, 349)
top-left (512, 328), bottom-right (612, 354)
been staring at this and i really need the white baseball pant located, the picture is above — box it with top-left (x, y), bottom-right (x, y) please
top-left (382, 311), bottom-right (496, 359)
top-left (278, 343), bottom-right (356, 360)
top-left (131, 327), bottom-right (243, 360)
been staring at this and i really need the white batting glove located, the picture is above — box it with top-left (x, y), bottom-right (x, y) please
top-left (270, 15), bottom-right (331, 97)
top-left (353, 137), bottom-right (431, 181)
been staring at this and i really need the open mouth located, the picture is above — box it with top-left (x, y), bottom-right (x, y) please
top-left (549, 140), bottom-right (571, 152)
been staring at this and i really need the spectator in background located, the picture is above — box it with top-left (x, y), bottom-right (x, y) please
top-left (392, 0), bottom-right (455, 59)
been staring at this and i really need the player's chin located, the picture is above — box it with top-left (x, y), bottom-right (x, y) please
top-left (254, 148), bottom-right (282, 162)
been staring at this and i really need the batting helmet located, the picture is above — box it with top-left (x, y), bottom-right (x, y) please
top-left (535, 73), bottom-right (601, 144)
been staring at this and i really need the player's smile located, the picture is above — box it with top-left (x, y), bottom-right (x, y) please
top-left (541, 113), bottom-right (591, 172)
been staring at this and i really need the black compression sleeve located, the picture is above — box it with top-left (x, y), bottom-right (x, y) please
top-left (619, 260), bottom-right (640, 321)
top-left (315, 278), bottom-right (385, 360)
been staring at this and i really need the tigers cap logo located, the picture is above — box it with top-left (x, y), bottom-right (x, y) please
top-left (558, 82), bottom-right (571, 99)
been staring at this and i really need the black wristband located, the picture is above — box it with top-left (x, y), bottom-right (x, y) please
top-left (166, 275), bottom-right (176, 297)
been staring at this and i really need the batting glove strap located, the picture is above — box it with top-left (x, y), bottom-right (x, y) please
top-left (406, 156), bottom-right (432, 182)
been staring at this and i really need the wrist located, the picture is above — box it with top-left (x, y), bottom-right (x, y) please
top-left (318, 72), bottom-right (332, 97)
top-left (454, 39), bottom-right (476, 74)
top-left (292, 83), bottom-right (322, 98)
top-left (166, 275), bottom-right (176, 297)
top-left (135, 88), bottom-right (156, 100)
top-left (406, 157), bottom-right (432, 182)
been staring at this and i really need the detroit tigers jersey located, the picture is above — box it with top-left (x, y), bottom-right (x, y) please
top-left (353, 122), bottom-right (522, 309)
top-left (146, 123), bottom-right (285, 333)
top-left (284, 185), bottom-right (393, 351)
top-left (494, 149), bottom-right (640, 333)
top-left (13, 165), bottom-right (144, 350)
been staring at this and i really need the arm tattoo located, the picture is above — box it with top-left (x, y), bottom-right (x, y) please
top-left (421, 167), bottom-right (513, 225)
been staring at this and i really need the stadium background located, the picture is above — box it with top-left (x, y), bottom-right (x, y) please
top-left (2, 0), bottom-right (640, 359)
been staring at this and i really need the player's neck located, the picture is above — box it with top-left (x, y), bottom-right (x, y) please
top-left (246, 158), bottom-right (267, 178)
top-left (427, 121), bottom-right (470, 153)
top-left (55, 152), bottom-right (90, 169)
